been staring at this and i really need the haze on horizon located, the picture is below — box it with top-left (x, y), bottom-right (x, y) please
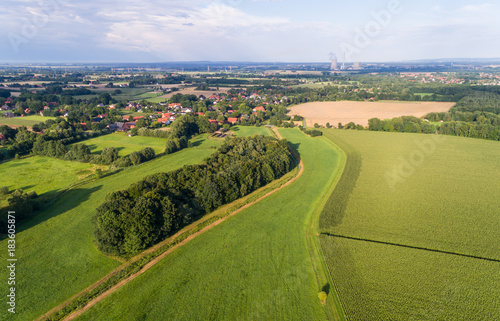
top-left (1, 0), bottom-right (499, 64)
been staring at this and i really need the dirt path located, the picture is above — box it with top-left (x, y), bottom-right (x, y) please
top-left (38, 129), bottom-right (304, 321)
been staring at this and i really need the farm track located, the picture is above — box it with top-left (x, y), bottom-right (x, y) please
top-left (322, 233), bottom-right (500, 263)
top-left (39, 129), bottom-right (305, 321)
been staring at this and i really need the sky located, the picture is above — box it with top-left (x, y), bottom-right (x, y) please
top-left (1, 0), bottom-right (499, 63)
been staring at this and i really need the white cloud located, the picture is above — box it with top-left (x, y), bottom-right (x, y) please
top-left (1, 0), bottom-right (500, 62)
top-left (458, 3), bottom-right (492, 13)
top-left (96, 3), bottom-right (302, 60)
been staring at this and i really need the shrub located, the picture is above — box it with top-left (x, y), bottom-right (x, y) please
top-left (0, 186), bottom-right (9, 195)
top-left (318, 291), bottom-right (328, 302)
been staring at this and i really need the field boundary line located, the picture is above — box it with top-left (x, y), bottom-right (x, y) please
top-left (322, 233), bottom-right (500, 263)
top-left (42, 134), bottom-right (304, 321)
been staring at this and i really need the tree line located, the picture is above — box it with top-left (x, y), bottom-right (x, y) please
top-left (92, 135), bottom-right (293, 256)
top-left (424, 93), bottom-right (500, 141)
top-left (1, 118), bottom-right (106, 158)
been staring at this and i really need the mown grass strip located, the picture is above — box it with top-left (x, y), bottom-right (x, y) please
top-left (318, 132), bottom-right (362, 233)
top-left (305, 136), bottom-right (348, 321)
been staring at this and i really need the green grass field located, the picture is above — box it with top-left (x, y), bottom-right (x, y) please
top-left (0, 156), bottom-right (100, 208)
top-left (74, 88), bottom-right (153, 101)
top-left (77, 132), bottom-right (168, 156)
top-left (232, 125), bottom-right (272, 137)
top-left (145, 96), bottom-right (169, 103)
top-left (73, 129), bottom-right (343, 321)
top-left (0, 115), bottom-right (57, 127)
top-left (0, 136), bottom-right (222, 321)
top-left (131, 92), bottom-right (162, 100)
top-left (320, 129), bottom-right (500, 320)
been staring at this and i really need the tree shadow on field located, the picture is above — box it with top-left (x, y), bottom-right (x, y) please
top-left (19, 185), bottom-right (36, 191)
top-left (190, 139), bottom-right (203, 147)
top-left (0, 185), bottom-right (103, 238)
top-left (287, 142), bottom-right (302, 162)
top-left (6, 162), bottom-right (29, 167)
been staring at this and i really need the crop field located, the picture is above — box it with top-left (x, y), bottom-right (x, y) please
top-left (73, 129), bottom-right (343, 321)
top-left (158, 86), bottom-right (231, 99)
top-left (232, 125), bottom-right (272, 137)
top-left (0, 136), bottom-right (222, 321)
top-left (0, 156), bottom-right (102, 208)
top-left (319, 129), bottom-right (500, 320)
top-left (0, 115), bottom-right (58, 127)
top-left (77, 132), bottom-right (168, 156)
top-left (289, 101), bottom-right (455, 127)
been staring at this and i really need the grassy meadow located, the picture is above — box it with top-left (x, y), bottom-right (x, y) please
top-left (0, 115), bottom-right (57, 127)
top-left (77, 132), bottom-right (168, 156)
top-left (0, 136), bottom-right (221, 321)
top-left (0, 156), bottom-right (102, 208)
top-left (74, 129), bottom-right (343, 321)
top-left (320, 129), bottom-right (500, 320)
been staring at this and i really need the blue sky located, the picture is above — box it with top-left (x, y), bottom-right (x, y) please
top-left (1, 0), bottom-right (499, 63)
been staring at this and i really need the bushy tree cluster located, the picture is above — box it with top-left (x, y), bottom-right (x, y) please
top-left (3, 118), bottom-right (104, 158)
top-left (368, 116), bottom-right (436, 134)
top-left (439, 121), bottom-right (500, 140)
top-left (302, 129), bottom-right (323, 137)
top-left (6, 189), bottom-right (39, 222)
top-left (137, 128), bottom-right (170, 138)
top-left (165, 137), bottom-right (188, 154)
top-left (93, 136), bottom-right (292, 256)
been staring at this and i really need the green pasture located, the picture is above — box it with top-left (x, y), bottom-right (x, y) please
top-left (132, 92), bottom-right (161, 100)
top-left (0, 115), bottom-right (57, 127)
top-left (74, 129), bottom-right (343, 321)
top-left (76, 132), bottom-right (167, 156)
top-left (145, 96), bottom-right (168, 103)
top-left (0, 136), bottom-right (222, 321)
top-left (0, 156), bottom-right (99, 208)
top-left (319, 129), bottom-right (500, 320)
top-left (74, 87), bottom-right (153, 101)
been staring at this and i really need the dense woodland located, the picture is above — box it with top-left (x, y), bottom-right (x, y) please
top-left (93, 136), bottom-right (293, 256)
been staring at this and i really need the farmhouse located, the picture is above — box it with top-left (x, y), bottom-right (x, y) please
top-left (228, 117), bottom-right (239, 124)
top-left (168, 103), bottom-right (181, 109)
top-left (157, 118), bottom-right (171, 124)
top-left (180, 108), bottom-right (192, 114)
top-left (107, 122), bottom-right (125, 131)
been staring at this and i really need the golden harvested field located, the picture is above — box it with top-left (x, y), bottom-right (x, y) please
top-left (290, 101), bottom-right (455, 127)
